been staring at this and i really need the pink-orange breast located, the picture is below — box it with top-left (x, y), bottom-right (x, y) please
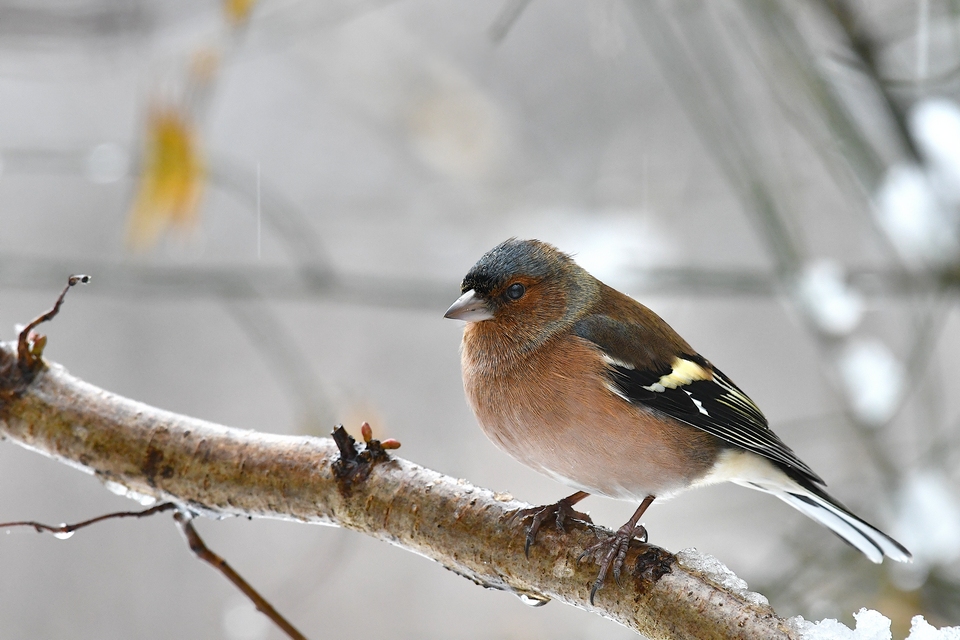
top-left (461, 329), bottom-right (721, 501)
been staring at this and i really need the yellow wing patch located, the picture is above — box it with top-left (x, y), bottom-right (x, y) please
top-left (645, 357), bottom-right (712, 392)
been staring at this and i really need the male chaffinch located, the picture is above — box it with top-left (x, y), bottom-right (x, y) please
top-left (445, 238), bottom-right (911, 601)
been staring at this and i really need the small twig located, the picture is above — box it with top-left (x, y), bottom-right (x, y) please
top-left (173, 512), bottom-right (308, 640)
top-left (0, 502), bottom-right (175, 536)
top-left (16, 274), bottom-right (90, 367)
top-left (0, 501), bottom-right (308, 640)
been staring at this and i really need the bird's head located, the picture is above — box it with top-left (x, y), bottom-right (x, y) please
top-left (444, 239), bottom-right (597, 347)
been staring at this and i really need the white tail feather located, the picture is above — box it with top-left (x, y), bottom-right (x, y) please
top-left (706, 449), bottom-right (912, 563)
top-left (774, 486), bottom-right (910, 563)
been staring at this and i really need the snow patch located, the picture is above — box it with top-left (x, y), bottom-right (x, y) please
top-left (790, 608), bottom-right (960, 639)
top-left (676, 548), bottom-right (768, 606)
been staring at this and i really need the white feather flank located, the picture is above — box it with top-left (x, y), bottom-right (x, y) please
top-left (697, 450), bottom-right (912, 563)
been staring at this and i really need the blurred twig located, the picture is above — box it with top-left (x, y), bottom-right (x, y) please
top-left (895, 293), bottom-right (954, 469)
top-left (7, 253), bottom-right (960, 305)
top-left (624, 1), bottom-right (803, 274)
top-left (821, 0), bottom-right (923, 163)
top-left (0, 253), bottom-right (452, 307)
top-left (0, 3), bottom-right (155, 41)
top-left (743, 2), bottom-right (889, 193)
top-left (488, 0), bottom-right (533, 43)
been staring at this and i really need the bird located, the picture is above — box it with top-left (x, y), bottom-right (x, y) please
top-left (444, 238), bottom-right (911, 602)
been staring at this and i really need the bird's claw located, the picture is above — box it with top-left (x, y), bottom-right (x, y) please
top-left (515, 498), bottom-right (593, 558)
top-left (578, 522), bottom-right (648, 605)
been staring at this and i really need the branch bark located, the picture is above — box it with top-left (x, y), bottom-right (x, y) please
top-left (0, 341), bottom-right (798, 639)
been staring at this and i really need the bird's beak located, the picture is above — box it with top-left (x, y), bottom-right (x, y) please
top-left (444, 289), bottom-right (494, 322)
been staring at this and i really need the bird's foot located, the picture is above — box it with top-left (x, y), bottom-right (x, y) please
top-left (578, 520), bottom-right (648, 604)
top-left (515, 493), bottom-right (593, 557)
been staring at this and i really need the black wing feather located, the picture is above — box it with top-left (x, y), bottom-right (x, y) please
top-left (575, 317), bottom-right (824, 485)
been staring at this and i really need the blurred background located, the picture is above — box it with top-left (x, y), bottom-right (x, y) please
top-left (1, 0), bottom-right (960, 638)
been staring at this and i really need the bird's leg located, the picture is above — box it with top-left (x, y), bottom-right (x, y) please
top-left (515, 491), bottom-right (592, 557)
top-left (578, 495), bottom-right (655, 604)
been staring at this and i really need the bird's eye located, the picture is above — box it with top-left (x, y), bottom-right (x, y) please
top-left (505, 283), bottom-right (526, 300)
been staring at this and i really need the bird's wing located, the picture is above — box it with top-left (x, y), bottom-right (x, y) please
top-left (573, 315), bottom-right (824, 485)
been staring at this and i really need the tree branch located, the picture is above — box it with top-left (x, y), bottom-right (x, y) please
top-left (0, 341), bottom-right (798, 639)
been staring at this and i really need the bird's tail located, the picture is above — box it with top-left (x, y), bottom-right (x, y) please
top-left (737, 477), bottom-right (912, 563)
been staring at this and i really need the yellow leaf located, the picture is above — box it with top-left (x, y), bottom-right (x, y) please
top-left (224, 0), bottom-right (257, 24)
top-left (127, 108), bottom-right (204, 250)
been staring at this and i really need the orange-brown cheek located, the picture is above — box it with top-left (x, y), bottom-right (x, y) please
top-left (488, 283), bottom-right (569, 343)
